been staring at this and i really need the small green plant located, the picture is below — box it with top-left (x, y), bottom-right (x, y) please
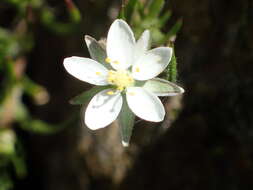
top-left (0, 0), bottom-right (81, 189)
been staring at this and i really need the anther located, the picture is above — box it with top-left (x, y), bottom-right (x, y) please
top-left (105, 57), bottom-right (112, 63)
top-left (135, 67), bottom-right (140, 72)
top-left (128, 78), bottom-right (133, 82)
top-left (117, 86), bottom-right (124, 91)
top-left (107, 91), bottom-right (115, 95)
top-left (95, 72), bottom-right (101, 75)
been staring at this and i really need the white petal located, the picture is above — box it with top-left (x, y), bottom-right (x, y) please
top-left (85, 89), bottom-right (123, 130)
top-left (132, 47), bottom-right (173, 80)
top-left (134, 30), bottom-right (150, 61)
top-left (63, 56), bottom-right (109, 85)
top-left (107, 19), bottom-right (135, 70)
top-left (126, 87), bottom-right (165, 122)
top-left (143, 78), bottom-right (185, 96)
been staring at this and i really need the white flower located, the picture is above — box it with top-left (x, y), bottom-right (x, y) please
top-left (63, 19), bottom-right (184, 131)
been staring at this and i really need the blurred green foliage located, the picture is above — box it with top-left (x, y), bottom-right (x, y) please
top-left (119, 0), bottom-right (182, 82)
top-left (0, 0), bottom-right (81, 189)
top-left (120, 0), bottom-right (182, 46)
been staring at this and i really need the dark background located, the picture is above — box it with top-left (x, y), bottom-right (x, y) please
top-left (1, 0), bottom-right (253, 189)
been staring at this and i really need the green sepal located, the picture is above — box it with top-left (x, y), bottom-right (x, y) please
top-left (84, 35), bottom-right (111, 69)
top-left (69, 86), bottom-right (109, 105)
top-left (167, 48), bottom-right (178, 83)
top-left (118, 94), bottom-right (135, 147)
top-left (143, 78), bottom-right (184, 96)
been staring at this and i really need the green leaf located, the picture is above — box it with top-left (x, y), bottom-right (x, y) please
top-left (11, 139), bottom-right (27, 178)
top-left (0, 173), bottom-right (13, 190)
top-left (69, 4), bottom-right (81, 23)
top-left (118, 3), bottom-right (126, 20)
top-left (22, 76), bottom-right (45, 97)
top-left (40, 7), bottom-right (80, 35)
top-left (124, 0), bottom-right (138, 22)
top-left (143, 78), bottom-right (184, 96)
top-left (147, 0), bottom-right (165, 18)
top-left (84, 35), bottom-right (111, 69)
top-left (19, 119), bottom-right (61, 134)
top-left (136, 0), bottom-right (145, 18)
top-left (17, 110), bottom-right (77, 134)
top-left (69, 86), bottom-right (109, 105)
top-left (160, 10), bottom-right (172, 27)
top-left (117, 94), bottom-right (135, 147)
top-left (167, 48), bottom-right (178, 83)
top-left (151, 28), bottom-right (165, 45)
top-left (0, 129), bottom-right (16, 156)
top-left (10, 154), bottom-right (27, 178)
top-left (166, 19), bottom-right (183, 40)
top-left (0, 28), bottom-right (20, 58)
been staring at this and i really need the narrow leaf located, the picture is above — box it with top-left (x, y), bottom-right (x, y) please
top-left (147, 0), bottom-right (165, 18)
top-left (125, 0), bottom-right (138, 22)
top-left (118, 1), bottom-right (126, 20)
top-left (167, 48), bottom-right (178, 83)
top-left (166, 19), bottom-right (183, 40)
top-left (160, 10), bottom-right (172, 27)
top-left (19, 119), bottom-right (58, 134)
top-left (69, 86), bottom-right (109, 105)
top-left (118, 94), bottom-right (135, 147)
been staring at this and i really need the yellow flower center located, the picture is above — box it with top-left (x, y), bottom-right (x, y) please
top-left (107, 70), bottom-right (134, 91)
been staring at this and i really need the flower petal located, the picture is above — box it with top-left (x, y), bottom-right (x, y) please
top-left (85, 89), bottom-right (123, 130)
top-left (84, 35), bottom-right (112, 70)
top-left (134, 30), bottom-right (150, 61)
top-left (132, 47), bottom-right (173, 80)
top-left (63, 56), bottom-right (109, 85)
top-left (143, 78), bottom-right (185, 96)
top-left (126, 87), bottom-right (165, 122)
top-left (107, 19), bottom-right (135, 70)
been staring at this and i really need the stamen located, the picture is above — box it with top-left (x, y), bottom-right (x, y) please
top-left (113, 61), bottom-right (120, 64)
top-left (117, 86), bottom-right (124, 91)
top-left (95, 72), bottom-right (101, 75)
top-left (135, 67), bottom-right (140, 72)
top-left (107, 91), bottom-right (115, 95)
top-left (105, 57), bottom-right (112, 63)
top-left (128, 78), bottom-right (133, 82)
top-left (106, 70), bottom-right (135, 91)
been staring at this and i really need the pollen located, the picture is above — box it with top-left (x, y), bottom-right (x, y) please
top-left (107, 70), bottom-right (134, 91)
top-left (113, 61), bottom-right (120, 64)
top-left (107, 91), bottom-right (115, 95)
top-left (105, 57), bottom-right (112, 63)
top-left (135, 67), bottom-right (140, 72)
